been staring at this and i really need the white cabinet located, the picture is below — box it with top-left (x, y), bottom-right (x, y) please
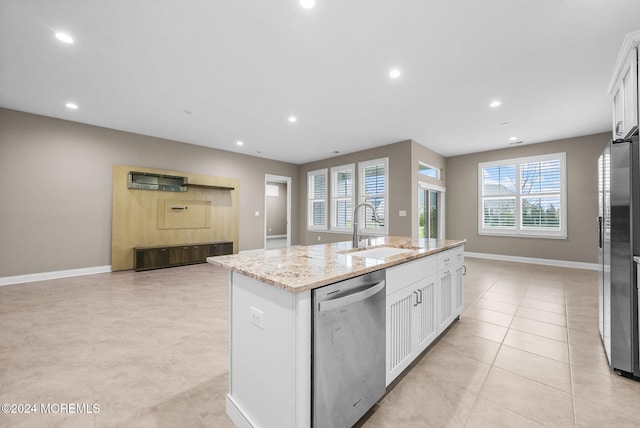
top-left (386, 273), bottom-right (437, 385)
top-left (437, 247), bottom-right (465, 333)
top-left (385, 245), bottom-right (464, 385)
top-left (609, 32), bottom-right (640, 139)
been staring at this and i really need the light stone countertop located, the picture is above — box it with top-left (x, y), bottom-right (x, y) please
top-left (207, 236), bottom-right (466, 293)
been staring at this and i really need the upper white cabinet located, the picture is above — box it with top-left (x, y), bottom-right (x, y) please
top-left (609, 31), bottom-right (640, 139)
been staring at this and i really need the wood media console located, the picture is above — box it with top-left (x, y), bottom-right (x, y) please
top-left (134, 241), bottom-right (233, 271)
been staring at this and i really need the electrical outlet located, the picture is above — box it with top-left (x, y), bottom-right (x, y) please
top-left (399, 210), bottom-right (407, 217)
top-left (250, 306), bottom-right (264, 329)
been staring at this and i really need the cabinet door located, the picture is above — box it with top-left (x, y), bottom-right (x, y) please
top-left (414, 274), bottom-right (438, 354)
top-left (190, 245), bottom-right (206, 263)
top-left (208, 242), bottom-right (233, 257)
top-left (453, 265), bottom-right (464, 317)
top-left (438, 269), bottom-right (454, 333)
top-left (169, 246), bottom-right (191, 265)
top-left (613, 48), bottom-right (638, 139)
top-left (386, 285), bottom-right (416, 386)
top-left (135, 247), bottom-right (170, 270)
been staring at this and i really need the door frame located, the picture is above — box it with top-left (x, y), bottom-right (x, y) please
top-left (265, 174), bottom-right (292, 248)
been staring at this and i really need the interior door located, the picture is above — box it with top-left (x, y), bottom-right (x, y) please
top-left (264, 174), bottom-right (291, 249)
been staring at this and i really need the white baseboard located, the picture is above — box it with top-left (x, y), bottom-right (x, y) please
top-left (226, 395), bottom-right (256, 428)
top-left (465, 252), bottom-right (599, 271)
top-left (0, 265), bottom-right (112, 287)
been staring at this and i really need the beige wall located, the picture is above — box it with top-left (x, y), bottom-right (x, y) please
top-left (297, 140), bottom-right (446, 245)
top-left (0, 106), bottom-right (608, 277)
top-left (445, 133), bottom-right (608, 264)
top-left (0, 108), bottom-right (299, 277)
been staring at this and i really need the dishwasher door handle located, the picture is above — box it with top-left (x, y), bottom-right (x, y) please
top-left (318, 280), bottom-right (386, 312)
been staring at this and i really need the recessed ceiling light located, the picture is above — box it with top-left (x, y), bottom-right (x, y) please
top-left (300, 0), bottom-right (316, 9)
top-left (55, 32), bottom-right (74, 44)
top-left (489, 100), bottom-right (501, 108)
top-left (183, 110), bottom-right (192, 115)
top-left (236, 141), bottom-right (244, 146)
top-left (509, 136), bottom-right (518, 141)
top-left (500, 122), bottom-right (510, 127)
top-left (288, 116), bottom-right (297, 123)
top-left (389, 68), bottom-right (401, 79)
top-left (65, 102), bottom-right (78, 109)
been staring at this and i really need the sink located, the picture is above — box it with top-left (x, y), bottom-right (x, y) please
top-left (348, 246), bottom-right (416, 259)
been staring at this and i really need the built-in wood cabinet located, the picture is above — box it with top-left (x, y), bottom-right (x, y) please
top-left (134, 241), bottom-right (233, 271)
top-left (385, 246), bottom-right (464, 386)
top-left (609, 31), bottom-right (640, 139)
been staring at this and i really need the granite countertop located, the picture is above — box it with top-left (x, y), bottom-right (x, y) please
top-left (207, 236), bottom-right (466, 293)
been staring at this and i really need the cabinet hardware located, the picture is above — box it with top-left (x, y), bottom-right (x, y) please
top-left (616, 121), bottom-right (624, 136)
top-left (413, 290), bottom-right (420, 306)
top-left (463, 265), bottom-right (467, 276)
top-left (171, 206), bottom-right (187, 210)
top-left (417, 288), bottom-right (423, 304)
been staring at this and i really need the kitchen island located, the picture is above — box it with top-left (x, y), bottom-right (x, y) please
top-left (208, 236), bottom-right (465, 428)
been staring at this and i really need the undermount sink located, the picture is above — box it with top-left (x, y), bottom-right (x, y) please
top-left (347, 246), bottom-right (417, 259)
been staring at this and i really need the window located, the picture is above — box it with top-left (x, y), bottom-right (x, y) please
top-left (478, 153), bottom-right (566, 238)
top-left (330, 164), bottom-right (355, 232)
top-left (418, 162), bottom-right (441, 179)
top-left (307, 169), bottom-right (327, 230)
top-left (359, 158), bottom-right (388, 235)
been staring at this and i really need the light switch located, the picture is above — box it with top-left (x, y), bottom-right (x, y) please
top-left (399, 210), bottom-right (407, 217)
top-left (254, 211), bottom-right (260, 217)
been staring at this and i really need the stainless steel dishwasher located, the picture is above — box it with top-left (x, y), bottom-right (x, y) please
top-left (312, 269), bottom-right (386, 428)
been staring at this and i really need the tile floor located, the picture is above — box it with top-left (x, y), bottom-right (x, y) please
top-left (1, 257), bottom-right (640, 427)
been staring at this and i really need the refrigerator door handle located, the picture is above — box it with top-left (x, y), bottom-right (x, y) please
top-left (598, 216), bottom-right (603, 249)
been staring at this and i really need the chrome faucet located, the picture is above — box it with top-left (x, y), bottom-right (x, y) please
top-left (352, 202), bottom-right (380, 248)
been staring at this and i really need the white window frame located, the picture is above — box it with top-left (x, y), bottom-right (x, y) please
top-left (330, 163), bottom-right (355, 233)
top-left (307, 168), bottom-right (328, 231)
top-left (418, 162), bottom-right (441, 180)
top-left (358, 157), bottom-right (389, 236)
top-left (478, 152), bottom-right (567, 239)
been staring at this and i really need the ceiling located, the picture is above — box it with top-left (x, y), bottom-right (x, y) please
top-left (2, 1), bottom-right (640, 165)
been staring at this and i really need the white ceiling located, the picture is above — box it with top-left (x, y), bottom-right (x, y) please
top-left (1, 1), bottom-right (640, 165)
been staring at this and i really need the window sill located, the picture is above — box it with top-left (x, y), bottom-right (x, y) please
top-left (478, 230), bottom-right (567, 240)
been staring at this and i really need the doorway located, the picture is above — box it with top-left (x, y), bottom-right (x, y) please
top-left (265, 174), bottom-right (291, 249)
top-left (418, 183), bottom-right (445, 239)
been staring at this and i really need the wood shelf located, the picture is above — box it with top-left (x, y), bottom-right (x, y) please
top-left (185, 183), bottom-right (235, 190)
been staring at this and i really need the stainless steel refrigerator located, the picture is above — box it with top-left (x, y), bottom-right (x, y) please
top-left (598, 134), bottom-right (640, 378)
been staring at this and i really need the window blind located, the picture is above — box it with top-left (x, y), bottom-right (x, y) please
top-left (478, 153), bottom-right (566, 238)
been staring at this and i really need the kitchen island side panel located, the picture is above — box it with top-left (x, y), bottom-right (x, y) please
top-left (229, 272), bottom-right (311, 428)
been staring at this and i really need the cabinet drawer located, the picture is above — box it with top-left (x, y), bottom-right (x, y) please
top-left (386, 256), bottom-right (437, 295)
top-left (438, 246), bottom-right (464, 270)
